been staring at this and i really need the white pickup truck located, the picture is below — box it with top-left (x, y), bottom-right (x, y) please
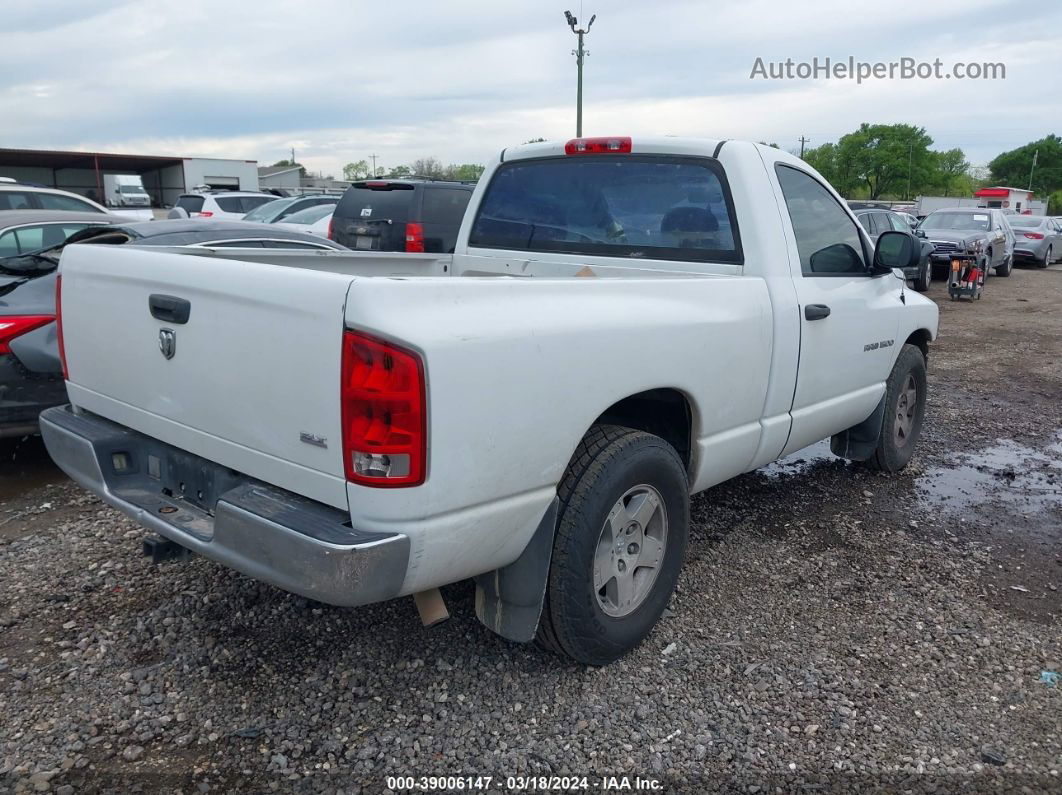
top-left (42, 137), bottom-right (938, 665)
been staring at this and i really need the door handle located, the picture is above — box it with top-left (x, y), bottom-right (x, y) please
top-left (149, 294), bottom-right (191, 324)
top-left (804, 304), bottom-right (831, 321)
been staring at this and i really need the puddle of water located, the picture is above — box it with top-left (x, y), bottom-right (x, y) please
top-left (917, 438), bottom-right (1062, 516)
top-left (761, 440), bottom-right (837, 478)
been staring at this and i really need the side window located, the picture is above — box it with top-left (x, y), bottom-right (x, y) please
top-left (36, 192), bottom-right (103, 213)
top-left (857, 214), bottom-right (874, 234)
top-left (775, 165), bottom-right (867, 276)
top-left (0, 191), bottom-right (35, 211)
top-left (214, 196), bottom-right (245, 213)
top-left (0, 229), bottom-right (18, 256)
top-left (0, 223), bottom-right (98, 256)
top-left (422, 188), bottom-right (472, 226)
top-left (887, 212), bottom-right (911, 232)
top-left (240, 196), bottom-right (274, 213)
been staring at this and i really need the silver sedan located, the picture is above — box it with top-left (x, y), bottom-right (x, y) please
top-left (1009, 215), bottom-right (1062, 268)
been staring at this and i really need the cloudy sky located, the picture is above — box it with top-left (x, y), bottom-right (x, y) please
top-left (2, 0), bottom-right (1058, 176)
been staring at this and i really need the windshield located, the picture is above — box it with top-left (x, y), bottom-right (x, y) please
top-left (921, 212), bottom-right (991, 232)
top-left (242, 197), bottom-right (293, 222)
top-left (282, 204), bottom-right (334, 224)
top-left (119, 184), bottom-right (145, 194)
top-left (1008, 216), bottom-right (1043, 228)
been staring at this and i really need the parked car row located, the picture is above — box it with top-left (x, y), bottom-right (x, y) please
top-left (228, 178), bottom-right (476, 253)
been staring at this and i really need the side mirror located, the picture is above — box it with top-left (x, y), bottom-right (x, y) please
top-left (873, 230), bottom-right (920, 273)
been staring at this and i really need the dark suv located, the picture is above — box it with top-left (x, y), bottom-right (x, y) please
top-left (329, 179), bottom-right (474, 252)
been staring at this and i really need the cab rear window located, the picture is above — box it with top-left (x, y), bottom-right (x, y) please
top-left (468, 156), bottom-right (741, 264)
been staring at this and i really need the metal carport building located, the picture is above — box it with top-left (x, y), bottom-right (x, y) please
top-left (0, 148), bottom-right (260, 208)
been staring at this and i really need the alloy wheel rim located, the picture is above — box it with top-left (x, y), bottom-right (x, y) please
top-left (593, 484), bottom-right (668, 618)
top-left (894, 374), bottom-right (918, 448)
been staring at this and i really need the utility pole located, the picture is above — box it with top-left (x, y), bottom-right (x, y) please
top-left (799, 136), bottom-right (809, 158)
top-left (370, 154), bottom-right (378, 177)
top-left (564, 10), bottom-right (596, 137)
top-left (907, 140), bottom-right (914, 201)
top-left (1028, 148), bottom-right (1039, 190)
top-left (291, 147), bottom-right (296, 165)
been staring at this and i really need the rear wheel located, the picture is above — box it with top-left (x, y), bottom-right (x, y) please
top-left (536, 425), bottom-right (688, 665)
top-left (1041, 246), bottom-right (1053, 269)
top-left (864, 344), bottom-right (927, 473)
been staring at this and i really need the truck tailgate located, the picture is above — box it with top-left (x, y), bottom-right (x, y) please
top-left (59, 245), bottom-right (353, 509)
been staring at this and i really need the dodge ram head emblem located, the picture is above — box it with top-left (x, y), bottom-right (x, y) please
top-left (158, 328), bottom-right (176, 360)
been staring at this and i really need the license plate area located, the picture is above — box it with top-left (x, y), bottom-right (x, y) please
top-left (156, 448), bottom-right (242, 514)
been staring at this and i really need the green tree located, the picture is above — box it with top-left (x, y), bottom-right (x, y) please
top-left (1049, 190), bottom-right (1062, 215)
top-left (988, 135), bottom-right (1062, 196)
top-left (931, 148), bottom-right (970, 197)
top-left (386, 165), bottom-right (413, 178)
top-left (342, 160), bottom-right (370, 181)
top-left (802, 142), bottom-right (861, 197)
top-left (444, 163), bottom-right (485, 181)
top-left (836, 123), bottom-right (934, 200)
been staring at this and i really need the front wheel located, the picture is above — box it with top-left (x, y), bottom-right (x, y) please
top-left (912, 263), bottom-right (931, 292)
top-left (995, 253), bottom-right (1012, 277)
top-left (536, 425), bottom-right (689, 665)
top-left (863, 344), bottom-right (927, 472)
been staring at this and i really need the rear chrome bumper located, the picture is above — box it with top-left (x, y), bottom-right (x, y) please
top-left (39, 405), bottom-right (409, 607)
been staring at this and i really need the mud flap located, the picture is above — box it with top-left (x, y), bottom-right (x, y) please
top-left (830, 394), bottom-right (886, 461)
top-left (474, 497), bottom-right (558, 643)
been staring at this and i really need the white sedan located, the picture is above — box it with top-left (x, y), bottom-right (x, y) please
top-left (273, 203), bottom-right (334, 238)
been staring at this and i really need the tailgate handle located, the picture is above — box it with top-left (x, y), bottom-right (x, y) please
top-left (149, 294), bottom-right (191, 324)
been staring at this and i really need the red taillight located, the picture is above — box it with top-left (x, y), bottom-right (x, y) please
top-left (1023, 232), bottom-right (1044, 239)
top-left (0, 314), bottom-right (54, 356)
top-left (564, 136), bottom-right (632, 155)
top-left (326, 215), bottom-right (335, 240)
top-left (340, 331), bottom-right (426, 487)
top-left (405, 222), bottom-right (425, 253)
top-left (55, 275), bottom-right (68, 378)
top-left (192, 211), bottom-right (213, 218)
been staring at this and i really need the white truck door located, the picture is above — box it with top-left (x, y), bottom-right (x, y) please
top-left (772, 163), bottom-right (900, 455)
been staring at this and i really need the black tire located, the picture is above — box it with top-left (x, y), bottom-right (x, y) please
top-left (864, 344), bottom-right (927, 473)
top-left (536, 425), bottom-right (689, 665)
top-left (912, 262), bottom-right (931, 292)
top-left (994, 252), bottom-right (1012, 277)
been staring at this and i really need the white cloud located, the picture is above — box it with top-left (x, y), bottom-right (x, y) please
top-left (0, 0), bottom-right (1057, 175)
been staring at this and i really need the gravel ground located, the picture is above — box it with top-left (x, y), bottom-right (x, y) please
top-left (1, 265), bottom-right (1060, 794)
